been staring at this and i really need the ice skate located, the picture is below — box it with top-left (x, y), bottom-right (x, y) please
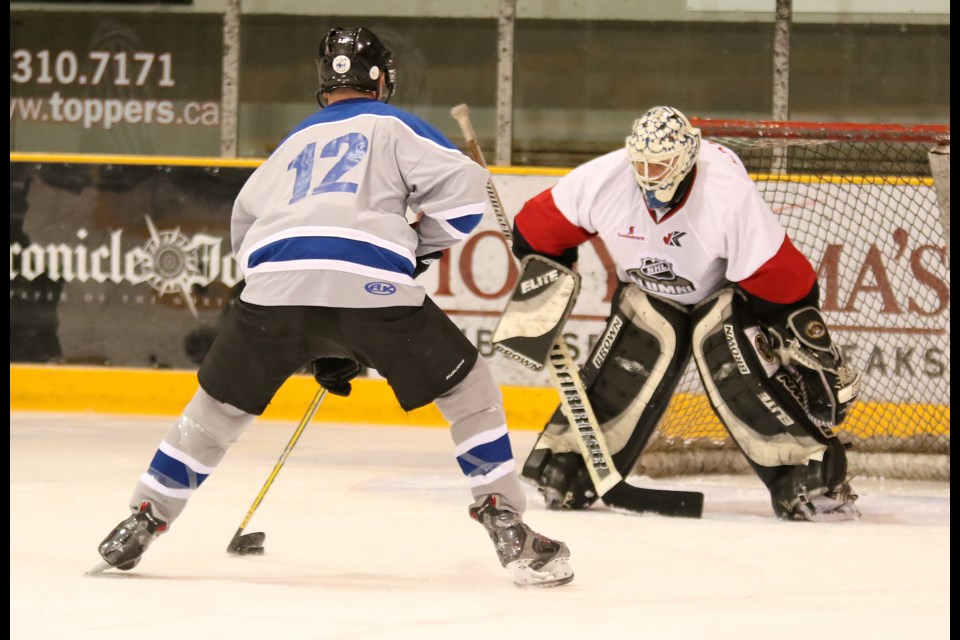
top-left (96, 502), bottom-right (168, 572)
top-left (771, 464), bottom-right (860, 522)
top-left (470, 495), bottom-right (574, 588)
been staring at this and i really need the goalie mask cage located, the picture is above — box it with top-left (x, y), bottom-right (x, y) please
top-left (635, 119), bottom-right (950, 482)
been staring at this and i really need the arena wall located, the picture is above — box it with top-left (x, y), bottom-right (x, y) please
top-left (10, 154), bottom-right (949, 438)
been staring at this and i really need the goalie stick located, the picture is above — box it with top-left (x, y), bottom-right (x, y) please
top-left (450, 103), bottom-right (703, 518)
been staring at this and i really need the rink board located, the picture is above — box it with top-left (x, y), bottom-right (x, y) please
top-left (9, 364), bottom-right (949, 440)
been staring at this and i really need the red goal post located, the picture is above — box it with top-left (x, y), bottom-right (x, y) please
top-left (635, 118), bottom-right (950, 482)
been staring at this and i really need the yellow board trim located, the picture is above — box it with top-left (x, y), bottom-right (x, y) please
top-left (9, 365), bottom-right (949, 438)
top-left (8, 364), bottom-right (557, 428)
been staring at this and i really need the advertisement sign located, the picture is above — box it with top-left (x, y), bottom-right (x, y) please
top-left (9, 161), bottom-right (950, 412)
top-left (10, 12), bottom-right (222, 155)
top-left (10, 161), bottom-right (247, 368)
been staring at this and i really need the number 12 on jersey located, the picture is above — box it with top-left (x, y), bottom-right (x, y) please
top-left (287, 133), bottom-right (369, 204)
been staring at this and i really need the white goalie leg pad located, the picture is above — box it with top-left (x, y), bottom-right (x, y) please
top-left (130, 388), bottom-right (256, 523)
top-left (522, 284), bottom-right (692, 482)
top-left (691, 289), bottom-right (828, 471)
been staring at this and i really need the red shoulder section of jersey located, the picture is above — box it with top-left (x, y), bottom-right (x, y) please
top-left (738, 235), bottom-right (816, 304)
top-left (515, 188), bottom-right (595, 254)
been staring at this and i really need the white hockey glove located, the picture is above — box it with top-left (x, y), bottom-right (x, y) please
top-left (767, 307), bottom-right (862, 429)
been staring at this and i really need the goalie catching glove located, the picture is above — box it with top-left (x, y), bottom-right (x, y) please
top-left (765, 307), bottom-right (862, 430)
top-left (311, 357), bottom-right (361, 397)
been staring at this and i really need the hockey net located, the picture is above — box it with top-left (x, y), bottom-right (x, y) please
top-left (635, 120), bottom-right (951, 482)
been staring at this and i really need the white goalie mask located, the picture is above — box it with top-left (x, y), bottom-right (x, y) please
top-left (625, 106), bottom-right (701, 208)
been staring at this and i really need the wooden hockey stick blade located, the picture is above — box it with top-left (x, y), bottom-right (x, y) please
top-left (601, 481), bottom-right (704, 518)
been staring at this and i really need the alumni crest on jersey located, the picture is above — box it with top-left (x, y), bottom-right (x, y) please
top-left (626, 257), bottom-right (695, 296)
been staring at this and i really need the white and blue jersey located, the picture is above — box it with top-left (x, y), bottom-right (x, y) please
top-left (233, 98), bottom-right (489, 308)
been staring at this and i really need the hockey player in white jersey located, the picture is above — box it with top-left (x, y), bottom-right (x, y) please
top-left (512, 106), bottom-right (862, 521)
top-left (95, 27), bottom-right (573, 587)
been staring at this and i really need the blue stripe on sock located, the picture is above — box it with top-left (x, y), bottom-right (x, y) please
top-left (148, 449), bottom-right (209, 489)
top-left (456, 433), bottom-right (514, 477)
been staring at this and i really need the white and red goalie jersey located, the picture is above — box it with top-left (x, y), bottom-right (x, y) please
top-left (513, 140), bottom-right (817, 310)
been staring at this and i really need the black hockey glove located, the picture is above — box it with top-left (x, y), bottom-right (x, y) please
top-left (767, 307), bottom-right (862, 429)
top-left (311, 357), bottom-right (360, 397)
top-left (413, 250), bottom-right (443, 278)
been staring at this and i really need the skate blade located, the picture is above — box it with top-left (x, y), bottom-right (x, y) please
top-left (84, 559), bottom-right (113, 577)
top-left (508, 557), bottom-right (574, 588)
top-left (801, 506), bottom-right (862, 522)
top-left (790, 496), bottom-right (861, 522)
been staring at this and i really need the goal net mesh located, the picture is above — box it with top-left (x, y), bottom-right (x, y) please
top-left (635, 120), bottom-right (950, 481)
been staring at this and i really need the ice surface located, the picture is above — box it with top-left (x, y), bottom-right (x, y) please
top-left (10, 411), bottom-right (950, 640)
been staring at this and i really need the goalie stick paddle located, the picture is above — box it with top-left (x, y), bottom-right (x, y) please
top-left (227, 386), bottom-right (328, 555)
top-left (450, 103), bottom-right (703, 518)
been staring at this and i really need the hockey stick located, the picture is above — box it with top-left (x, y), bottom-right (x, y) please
top-left (450, 103), bottom-right (703, 518)
top-left (227, 386), bottom-right (328, 555)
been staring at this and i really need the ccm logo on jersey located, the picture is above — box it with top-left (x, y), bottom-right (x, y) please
top-left (520, 269), bottom-right (560, 294)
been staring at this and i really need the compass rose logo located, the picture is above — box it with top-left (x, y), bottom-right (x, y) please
top-left (129, 216), bottom-right (225, 319)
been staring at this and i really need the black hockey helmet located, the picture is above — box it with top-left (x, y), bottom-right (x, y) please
top-left (316, 27), bottom-right (396, 106)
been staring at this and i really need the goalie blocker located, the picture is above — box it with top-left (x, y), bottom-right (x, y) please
top-left (492, 254), bottom-right (580, 370)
